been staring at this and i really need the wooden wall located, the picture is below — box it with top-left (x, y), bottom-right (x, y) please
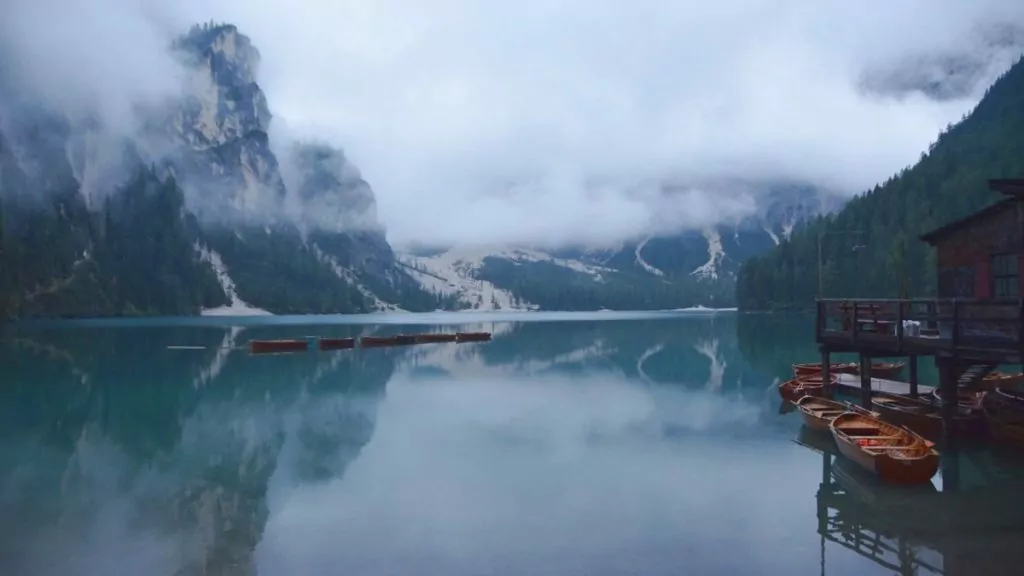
top-left (933, 202), bottom-right (1023, 298)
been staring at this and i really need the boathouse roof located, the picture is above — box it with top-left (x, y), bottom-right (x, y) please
top-left (918, 178), bottom-right (1024, 245)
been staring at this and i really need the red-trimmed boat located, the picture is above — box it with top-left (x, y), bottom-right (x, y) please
top-left (830, 411), bottom-right (939, 485)
top-left (779, 373), bottom-right (840, 403)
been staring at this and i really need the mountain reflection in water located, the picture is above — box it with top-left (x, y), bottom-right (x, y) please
top-left (1, 312), bottom-right (1023, 575)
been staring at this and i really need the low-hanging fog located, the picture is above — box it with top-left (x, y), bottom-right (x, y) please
top-left (4, 0), bottom-right (1024, 247)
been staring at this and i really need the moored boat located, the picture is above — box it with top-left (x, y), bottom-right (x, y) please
top-left (792, 361), bottom-right (904, 380)
top-left (250, 339), bottom-right (310, 354)
top-left (930, 388), bottom-right (984, 412)
top-left (871, 392), bottom-right (983, 440)
top-left (866, 361), bottom-right (905, 380)
top-left (982, 371), bottom-right (1024, 390)
top-left (796, 396), bottom-right (875, 432)
top-left (414, 333), bottom-right (458, 344)
top-left (829, 411), bottom-right (939, 485)
top-left (779, 373), bottom-right (839, 403)
top-left (360, 336), bottom-right (400, 348)
top-left (318, 337), bottom-right (356, 351)
top-left (793, 362), bottom-right (857, 378)
top-left (982, 387), bottom-right (1024, 427)
top-left (984, 403), bottom-right (1024, 449)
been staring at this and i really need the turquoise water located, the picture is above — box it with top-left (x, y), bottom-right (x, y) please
top-left (2, 312), bottom-right (1023, 575)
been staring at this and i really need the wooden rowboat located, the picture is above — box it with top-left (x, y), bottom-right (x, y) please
top-left (984, 403), bottom-right (1024, 449)
top-left (793, 362), bottom-right (857, 378)
top-left (778, 373), bottom-right (839, 403)
top-left (791, 361), bottom-right (903, 379)
top-left (982, 387), bottom-right (1024, 426)
top-left (829, 412), bottom-right (939, 485)
top-left (929, 388), bottom-right (984, 412)
top-left (867, 361), bottom-right (905, 380)
top-left (250, 339), bottom-right (309, 354)
top-left (318, 337), bottom-right (355, 351)
top-left (871, 393), bottom-right (983, 440)
top-left (360, 336), bottom-right (400, 348)
top-left (413, 333), bottom-right (458, 344)
top-left (796, 396), bottom-right (877, 432)
top-left (983, 371), bottom-right (1024, 390)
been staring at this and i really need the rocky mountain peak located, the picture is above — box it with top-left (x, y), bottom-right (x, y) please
top-left (284, 142), bottom-right (381, 233)
top-left (171, 23), bottom-right (270, 150)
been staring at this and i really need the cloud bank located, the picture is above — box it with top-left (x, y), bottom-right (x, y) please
top-left (4, 0), bottom-right (1024, 247)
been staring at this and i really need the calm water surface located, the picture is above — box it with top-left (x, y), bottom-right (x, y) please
top-left (3, 311), bottom-right (1024, 575)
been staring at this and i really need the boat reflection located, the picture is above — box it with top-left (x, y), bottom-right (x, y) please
top-left (801, 428), bottom-right (1024, 575)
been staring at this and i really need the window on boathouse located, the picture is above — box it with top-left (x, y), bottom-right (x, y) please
top-left (991, 253), bottom-right (1019, 298)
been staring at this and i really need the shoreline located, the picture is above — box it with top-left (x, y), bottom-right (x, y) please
top-left (6, 307), bottom-right (740, 328)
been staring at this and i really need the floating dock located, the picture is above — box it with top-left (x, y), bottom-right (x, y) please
top-left (250, 339), bottom-right (310, 355)
top-left (232, 332), bottom-right (495, 355)
top-left (318, 337), bottom-right (356, 351)
top-left (414, 333), bottom-right (458, 344)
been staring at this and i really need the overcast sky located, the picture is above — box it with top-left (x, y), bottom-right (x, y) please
top-left (5, 1), bottom-right (1024, 247)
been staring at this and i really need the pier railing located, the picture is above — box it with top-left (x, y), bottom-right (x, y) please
top-left (816, 298), bottom-right (1024, 357)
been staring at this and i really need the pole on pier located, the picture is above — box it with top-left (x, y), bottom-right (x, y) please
top-left (820, 346), bottom-right (832, 396)
top-left (939, 358), bottom-right (959, 450)
top-left (940, 439), bottom-right (961, 492)
top-left (908, 354), bottom-right (919, 397)
top-left (859, 353), bottom-right (872, 409)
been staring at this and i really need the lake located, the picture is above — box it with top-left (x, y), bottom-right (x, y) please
top-left (2, 311), bottom-right (1024, 575)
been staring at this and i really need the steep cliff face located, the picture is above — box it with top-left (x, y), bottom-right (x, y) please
top-left (283, 142), bottom-right (380, 232)
top-left (164, 24), bottom-right (285, 222)
top-left (0, 22), bottom-right (443, 319)
top-left (161, 24), bottom-right (443, 314)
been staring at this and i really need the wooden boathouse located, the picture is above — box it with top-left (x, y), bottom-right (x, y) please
top-left (815, 178), bottom-right (1024, 445)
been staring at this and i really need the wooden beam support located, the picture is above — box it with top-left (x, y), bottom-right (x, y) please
top-left (908, 354), bottom-right (919, 397)
top-left (821, 346), bottom-right (832, 395)
top-left (938, 357), bottom-right (960, 449)
top-left (859, 353), bottom-right (872, 409)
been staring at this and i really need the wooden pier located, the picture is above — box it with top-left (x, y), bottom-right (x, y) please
top-left (811, 179), bottom-right (1024, 447)
top-left (816, 297), bottom-right (1022, 446)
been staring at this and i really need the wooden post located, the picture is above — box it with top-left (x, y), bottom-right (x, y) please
top-left (852, 303), bottom-right (860, 345)
top-left (908, 354), bottom-right (919, 397)
top-left (821, 346), bottom-right (831, 395)
top-left (946, 297), bottom-right (954, 348)
top-left (939, 358), bottom-right (959, 449)
top-left (940, 440), bottom-right (961, 492)
top-left (896, 300), bottom-right (904, 346)
top-left (859, 353), bottom-right (872, 409)
top-left (816, 300), bottom-right (823, 341)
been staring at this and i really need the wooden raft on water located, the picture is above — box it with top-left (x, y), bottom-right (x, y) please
top-left (243, 331), bottom-right (492, 355)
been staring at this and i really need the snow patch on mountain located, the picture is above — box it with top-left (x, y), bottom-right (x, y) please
top-left (399, 247), bottom-right (616, 310)
top-left (399, 249), bottom-right (534, 311)
top-left (691, 228), bottom-right (725, 281)
top-left (195, 243), bottom-right (271, 316)
top-left (634, 236), bottom-right (666, 276)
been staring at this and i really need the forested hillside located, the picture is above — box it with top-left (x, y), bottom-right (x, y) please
top-left (737, 56), bottom-right (1024, 310)
top-left (0, 167), bottom-right (227, 319)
